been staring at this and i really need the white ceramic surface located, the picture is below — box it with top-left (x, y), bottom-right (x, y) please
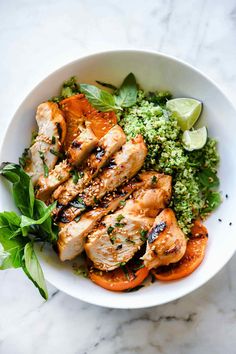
top-left (0, 50), bottom-right (235, 309)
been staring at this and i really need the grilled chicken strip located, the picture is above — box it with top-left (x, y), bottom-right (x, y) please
top-left (35, 160), bottom-right (71, 202)
top-left (61, 135), bottom-right (147, 222)
top-left (25, 102), bottom-right (66, 185)
top-left (58, 182), bottom-right (142, 261)
top-left (85, 172), bottom-right (172, 271)
top-left (141, 208), bottom-right (187, 269)
top-left (36, 128), bottom-right (98, 201)
top-left (67, 128), bottom-right (98, 166)
top-left (53, 125), bottom-right (126, 205)
top-left (83, 135), bottom-right (147, 206)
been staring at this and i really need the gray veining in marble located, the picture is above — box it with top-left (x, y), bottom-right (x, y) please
top-left (0, 0), bottom-right (236, 353)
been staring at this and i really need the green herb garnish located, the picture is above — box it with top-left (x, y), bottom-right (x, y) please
top-left (80, 73), bottom-right (137, 112)
top-left (115, 222), bottom-right (126, 228)
top-left (73, 264), bottom-right (88, 278)
top-left (107, 226), bottom-right (114, 235)
top-left (110, 235), bottom-right (116, 244)
top-left (19, 148), bottom-right (30, 168)
top-left (80, 84), bottom-right (121, 112)
top-left (70, 169), bottom-right (78, 184)
top-left (96, 80), bottom-right (117, 91)
top-left (151, 175), bottom-right (157, 184)
top-left (39, 151), bottom-right (49, 178)
top-left (140, 229), bottom-right (148, 242)
top-left (49, 149), bottom-right (64, 159)
top-left (119, 200), bottom-right (126, 206)
top-left (0, 162), bottom-right (58, 299)
top-left (115, 73), bottom-right (137, 108)
top-left (116, 214), bottom-right (124, 222)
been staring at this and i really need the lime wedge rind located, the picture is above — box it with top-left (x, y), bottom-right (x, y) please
top-left (166, 98), bottom-right (203, 131)
top-left (182, 126), bottom-right (208, 151)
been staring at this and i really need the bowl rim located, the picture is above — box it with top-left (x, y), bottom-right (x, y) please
top-left (1, 49), bottom-right (236, 308)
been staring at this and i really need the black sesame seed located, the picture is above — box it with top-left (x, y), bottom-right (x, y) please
top-left (226, 194), bottom-right (228, 199)
top-left (229, 222), bottom-right (232, 226)
top-left (218, 218), bottom-right (222, 222)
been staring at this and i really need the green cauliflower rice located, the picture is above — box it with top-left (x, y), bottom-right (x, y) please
top-left (119, 90), bottom-right (220, 234)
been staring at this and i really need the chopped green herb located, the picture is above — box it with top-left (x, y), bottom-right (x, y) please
top-left (133, 264), bottom-right (145, 271)
top-left (70, 169), bottom-right (80, 184)
top-left (119, 200), bottom-right (126, 206)
top-left (74, 215), bottom-right (81, 222)
top-left (151, 175), bottom-right (157, 184)
top-left (95, 80), bottom-right (117, 91)
top-left (93, 197), bottom-right (99, 204)
top-left (19, 148), bottom-right (30, 168)
top-left (74, 265), bottom-right (88, 278)
top-left (115, 222), bottom-right (126, 228)
top-left (31, 130), bottom-right (38, 145)
top-left (120, 264), bottom-right (130, 281)
top-left (51, 136), bottom-right (56, 144)
top-left (110, 235), bottom-right (116, 244)
top-left (39, 151), bottom-right (49, 178)
top-left (49, 149), bottom-right (64, 159)
top-left (107, 226), bottom-right (114, 235)
top-left (70, 170), bottom-right (84, 184)
top-left (116, 214), bottom-right (124, 222)
top-left (140, 229), bottom-right (148, 242)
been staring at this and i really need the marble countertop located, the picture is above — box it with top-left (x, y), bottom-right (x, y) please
top-left (0, 0), bottom-right (236, 353)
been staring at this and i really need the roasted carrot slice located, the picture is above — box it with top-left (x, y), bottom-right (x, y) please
top-left (151, 220), bottom-right (208, 281)
top-left (60, 94), bottom-right (117, 149)
top-left (89, 260), bottom-right (149, 291)
top-left (88, 110), bottom-right (117, 140)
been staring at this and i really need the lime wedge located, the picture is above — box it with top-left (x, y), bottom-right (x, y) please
top-left (166, 98), bottom-right (202, 131)
top-left (182, 127), bottom-right (207, 151)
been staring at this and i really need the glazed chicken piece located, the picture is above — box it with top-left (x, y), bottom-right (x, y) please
top-left (141, 208), bottom-right (187, 269)
top-left (85, 172), bottom-right (172, 271)
top-left (36, 128), bottom-right (98, 201)
top-left (36, 160), bottom-right (71, 202)
top-left (61, 135), bottom-right (147, 222)
top-left (83, 135), bottom-right (147, 206)
top-left (57, 181), bottom-right (142, 261)
top-left (53, 125), bottom-right (126, 205)
top-left (60, 94), bottom-right (117, 149)
top-left (67, 127), bottom-right (98, 166)
top-left (25, 102), bottom-right (66, 185)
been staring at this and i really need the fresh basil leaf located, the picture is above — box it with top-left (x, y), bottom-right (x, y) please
top-left (0, 242), bottom-right (10, 267)
top-left (20, 202), bottom-right (56, 229)
top-left (80, 84), bottom-right (121, 112)
top-left (198, 168), bottom-right (219, 189)
top-left (0, 211), bottom-right (21, 229)
top-left (22, 242), bottom-right (48, 300)
top-left (0, 227), bottom-right (26, 269)
top-left (115, 73), bottom-right (137, 108)
top-left (0, 163), bottom-right (34, 218)
top-left (95, 80), bottom-right (117, 91)
top-left (202, 191), bottom-right (221, 214)
top-left (34, 200), bottom-right (58, 244)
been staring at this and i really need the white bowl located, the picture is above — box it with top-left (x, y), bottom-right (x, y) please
top-left (1, 50), bottom-right (236, 308)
